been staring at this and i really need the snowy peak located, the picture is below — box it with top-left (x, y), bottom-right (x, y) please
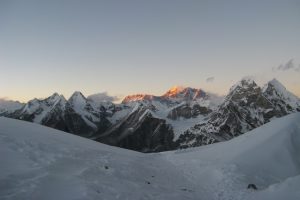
top-left (264, 79), bottom-right (297, 100)
top-left (69, 91), bottom-right (86, 102)
top-left (229, 77), bottom-right (258, 93)
top-left (45, 93), bottom-right (66, 106)
top-left (162, 86), bottom-right (206, 100)
top-left (225, 78), bottom-right (262, 103)
top-left (268, 78), bottom-right (286, 90)
top-left (122, 94), bottom-right (156, 103)
top-left (68, 91), bottom-right (88, 108)
top-left (162, 86), bottom-right (185, 97)
top-left (49, 92), bottom-right (60, 98)
top-left (263, 79), bottom-right (288, 96)
top-left (122, 86), bottom-right (207, 104)
top-left (263, 79), bottom-right (300, 112)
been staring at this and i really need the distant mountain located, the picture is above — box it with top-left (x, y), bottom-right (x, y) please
top-left (9, 93), bottom-right (66, 123)
top-left (0, 99), bottom-right (23, 115)
top-left (6, 92), bottom-right (112, 138)
top-left (122, 94), bottom-right (159, 103)
top-left (122, 86), bottom-right (212, 104)
top-left (162, 86), bottom-right (206, 101)
top-left (2, 79), bottom-right (299, 152)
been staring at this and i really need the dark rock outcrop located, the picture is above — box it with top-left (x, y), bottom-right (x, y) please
top-left (167, 103), bottom-right (212, 120)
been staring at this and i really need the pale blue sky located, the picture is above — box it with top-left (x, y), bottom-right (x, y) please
top-left (0, 0), bottom-right (300, 101)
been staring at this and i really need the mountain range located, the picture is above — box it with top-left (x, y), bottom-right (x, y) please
top-left (1, 78), bottom-right (299, 152)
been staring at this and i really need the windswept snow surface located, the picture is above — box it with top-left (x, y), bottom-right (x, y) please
top-left (1, 114), bottom-right (300, 200)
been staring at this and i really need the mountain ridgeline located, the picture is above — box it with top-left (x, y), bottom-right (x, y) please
top-left (1, 78), bottom-right (300, 152)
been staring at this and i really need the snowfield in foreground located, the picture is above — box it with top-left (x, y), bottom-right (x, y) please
top-left (0, 114), bottom-right (300, 200)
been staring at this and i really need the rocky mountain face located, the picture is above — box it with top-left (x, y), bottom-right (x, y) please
top-left (2, 78), bottom-right (299, 152)
top-left (167, 102), bottom-right (212, 120)
top-left (96, 104), bottom-right (176, 152)
top-left (99, 86), bottom-right (217, 152)
top-left (63, 92), bottom-right (112, 137)
top-left (177, 78), bottom-right (300, 148)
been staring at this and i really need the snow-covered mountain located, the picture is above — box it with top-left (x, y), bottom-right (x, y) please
top-left (103, 86), bottom-right (223, 151)
top-left (2, 79), bottom-right (300, 152)
top-left (122, 94), bottom-right (160, 103)
top-left (64, 91), bottom-right (111, 137)
top-left (1, 113), bottom-right (300, 199)
top-left (177, 78), bottom-right (300, 148)
top-left (162, 86), bottom-right (206, 101)
top-left (10, 93), bottom-right (66, 123)
top-left (6, 92), bottom-right (112, 138)
top-left (96, 103), bottom-right (176, 152)
top-left (262, 79), bottom-right (300, 113)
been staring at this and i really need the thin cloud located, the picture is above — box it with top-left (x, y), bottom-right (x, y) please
top-left (273, 59), bottom-right (300, 72)
top-left (206, 77), bottom-right (215, 83)
top-left (0, 97), bottom-right (9, 102)
top-left (87, 92), bottom-right (120, 102)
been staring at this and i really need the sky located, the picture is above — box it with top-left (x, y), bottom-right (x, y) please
top-left (0, 0), bottom-right (300, 102)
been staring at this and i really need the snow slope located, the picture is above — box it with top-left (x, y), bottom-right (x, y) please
top-left (1, 113), bottom-right (300, 200)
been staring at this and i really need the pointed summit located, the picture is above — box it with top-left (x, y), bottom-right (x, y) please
top-left (47, 92), bottom-right (61, 101)
top-left (69, 91), bottom-right (86, 101)
top-left (44, 93), bottom-right (66, 106)
top-left (70, 91), bottom-right (85, 98)
top-left (51, 92), bottom-right (60, 97)
top-left (229, 77), bottom-right (258, 94)
top-left (68, 91), bottom-right (87, 108)
top-left (263, 79), bottom-right (300, 111)
top-left (268, 78), bottom-right (287, 92)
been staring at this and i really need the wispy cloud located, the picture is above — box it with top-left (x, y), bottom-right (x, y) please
top-left (206, 77), bottom-right (215, 83)
top-left (273, 59), bottom-right (300, 72)
top-left (87, 92), bottom-right (120, 102)
top-left (0, 97), bottom-right (9, 102)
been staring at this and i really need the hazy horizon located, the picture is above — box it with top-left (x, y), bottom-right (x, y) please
top-left (1, 0), bottom-right (300, 101)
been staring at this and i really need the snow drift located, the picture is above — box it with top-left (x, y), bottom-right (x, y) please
top-left (0, 113), bottom-right (300, 200)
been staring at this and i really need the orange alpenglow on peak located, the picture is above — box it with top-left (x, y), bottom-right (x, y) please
top-left (121, 86), bottom-right (207, 103)
top-left (163, 86), bottom-right (186, 97)
top-left (162, 86), bottom-right (207, 100)
top-left (122, 94), bottom-right (155, 103)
